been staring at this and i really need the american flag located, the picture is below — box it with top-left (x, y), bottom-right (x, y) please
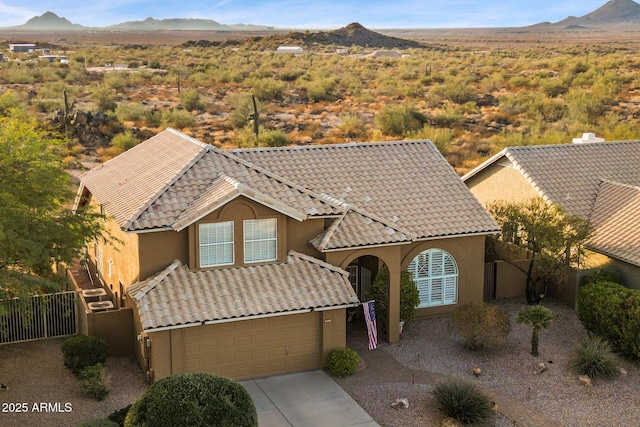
top-left (363, 300), bottom-right (378, 350)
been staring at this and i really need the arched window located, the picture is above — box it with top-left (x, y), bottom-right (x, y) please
top-left (407, 249), bottom-right (458, 307)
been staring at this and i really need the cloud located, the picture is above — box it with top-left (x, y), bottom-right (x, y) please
top-left (0, 2), bottom-right (39, 26)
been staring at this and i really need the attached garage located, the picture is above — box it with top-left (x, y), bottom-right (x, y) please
top-left (182, 313), bottom-right (321, 379)
top-left (130, 253), bottom-right (358, 382)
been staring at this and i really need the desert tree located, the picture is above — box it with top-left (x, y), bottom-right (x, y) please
top-left (488, 198), bottom-right (591, 304)
top-left (0, 105), bottom-right (106, 300)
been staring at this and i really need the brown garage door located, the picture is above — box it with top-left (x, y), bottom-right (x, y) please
top-left (181, 312), bottom-right (321, 380)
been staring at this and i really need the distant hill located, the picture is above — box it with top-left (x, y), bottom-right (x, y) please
top-left (13, 11), bottom-right (84, 31)
top-left (106, 17), bottom-right (274, 31)
top-left (251, 23), bottom-right (425, 49)
top-left (534, 0), bottom-right (640, 28)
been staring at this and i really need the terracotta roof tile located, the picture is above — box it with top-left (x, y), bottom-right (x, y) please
top-left (128, 251), bottom-right (359, 331)
top-left (233, 141), bottom-right (499, 239)
top-left (587, 181), bottom-right (640, 267)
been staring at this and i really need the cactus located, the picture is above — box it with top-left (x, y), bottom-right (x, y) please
top-left (62, 89), bottom-right (77, 141)
top-left (248, 94), bottom-right (260, 144)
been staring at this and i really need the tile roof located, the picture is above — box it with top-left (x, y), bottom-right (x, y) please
top-left (464, 140), bottom-right (640, 218)
top-left (233, 141), bottom-right (499, 240)
top-left (587, 181), bottom-right (640, 267)
top-left (80, 129), bottom-right (342, 232)
top-left (128, 251), bottom-right (359, 331)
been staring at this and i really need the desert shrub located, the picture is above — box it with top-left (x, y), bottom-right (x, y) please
top-left (228, 94), bottom-right (264, 129)
top-left (234, 126), bottom-right (289, 148)
top-left (162, 109), bottom-right (196, 129)
top-left (91, 86), bottom-right (117, 112)
top-left (115, 102), bottom-right (148, 123)
top-left (111, 131), bottom-right (139, 152)
top-left (540, 79), bottom-right (569, 98)
top-left (77, 420), bottom-right (119, 427)
top-left (432, 379), bottom-right (493, 425)
top-left (408, 125), bottom-right (453, 155)
top-left (580, 269), bottom-right (624, 286)
top-left (124, 373), bottom-right (257, 427)
top-left (301, 77), bottom-right (337, 102)
top-left (0, 92), bottom-right (27, 115)
top-left (431, 106), bottom-right (463, 128)
top-left (449, 302), bottom-right (511, 351)
top-left (375, 105), bottom-right (426, 137)
top-left (338, 114), bottom-right (366, 139)
top-left (79, 363), bottom-right (110, 401)
top-left (108, 404), bottom-right (131, 427)
top-left (443, 77), bottom-right (477, 104)
top-left (570, 335), bottom-right (620, 380)
top-left (61, 335), bottom-right (107, 375)
top-left (248, 77), bottom-right (285, 101)
top-left (577, 281), bottom-right (640, 360)
top-left (327, 348), bottom-right (361, 377)
top-left (180, 89), bottom-right (206, 112)
top-left (148, 60), bottom-right (161, 69)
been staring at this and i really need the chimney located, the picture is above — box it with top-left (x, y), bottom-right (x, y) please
top-left (572, 133), bottom-right (604, 144)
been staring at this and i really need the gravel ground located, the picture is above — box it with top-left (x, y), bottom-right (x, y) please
top-left (0, 338), bottom-right (147, 427)
top-left (351, 297), bottom-right (639, 427)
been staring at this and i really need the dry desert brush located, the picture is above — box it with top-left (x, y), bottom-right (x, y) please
top-left (432, 379), bottom-right (493, 425)
top-left (449, 302), bottom-right (511, 351)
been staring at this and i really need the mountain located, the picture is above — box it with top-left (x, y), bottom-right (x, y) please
top-left (14, 11), bottom-right (85, 30)
top-left (280, 22), bottom-right (424, 49)
top-left (539, 0), bottom-right (640, 28)
top-left (107, 17), bottom-right (229, 31)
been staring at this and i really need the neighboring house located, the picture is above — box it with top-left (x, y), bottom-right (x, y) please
top-left (463, 137), bottom-right (640, 290)
top-left (9, 43), bottom-right (36, 53)
top-left (76, 128), bottom-right (498, 382)
top-left (276, 46), bottom-right (303, 54)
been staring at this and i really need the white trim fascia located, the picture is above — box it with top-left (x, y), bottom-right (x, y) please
top-left (142, 304), bottom-right (359, 333)
top-left (461, 149), bottom-right (508, 182)
top-left (320, 240), bottom-right (414, 253)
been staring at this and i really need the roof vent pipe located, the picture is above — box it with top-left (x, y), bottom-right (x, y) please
top-left (572, 133), bottom-right (605, 144)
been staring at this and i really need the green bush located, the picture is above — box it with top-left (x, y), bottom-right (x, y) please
top-left (449, 302), bottom-right (511, 351)
top-left (580, 269), bottom-right (624, 286)
top-left (233, 126), bottom-right (290, 148)
top-left (375, 105), bottom-right (426, 137)
top-left (77, 419), bottom-right (119, 427)
top-left (371, 267), bottom-right (420, 329)
top-left (125, 373), bottom-right (257, 427)
top-left (79, 363), bottom-right (110, 401)
top-left (61, 335), bottom-right (107, 375)
top-left (432, 379), bottom-right (493, 425)
top-left (108, 405), bottom-right (131, 427)
top-left (162, 109), bottom-right (197, 129)
top-left (577, 281), bottom-right (640, 360)
top-left (91, 86), bottom-right (117, 112)
top-left (111, 131), bottom-right (139, 152)
top-left (115, 102), bottom-right (148, 123)
top-left (180, 89), bottom-right (206, 112)
top-left (327, 348), bottom-right (361, 377)
top-left (570, 335), bottom-right (620, 380)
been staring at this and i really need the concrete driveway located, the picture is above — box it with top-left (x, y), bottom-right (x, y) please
top-left (240, 370), bottom-right (379, 427)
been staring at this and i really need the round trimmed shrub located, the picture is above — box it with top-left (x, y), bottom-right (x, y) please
top-left (433, 379), bottom-right (493, 425)
top-left (61, 335), bottom-right (107, 375)
top-left (328, 347), bottom-right (361, 377)
top-left (108, 404), bottom-right (131, 426)
top-left (124, 373), bottom-right (257, 427)
top-left (571, 335), bottom-right (620, 380)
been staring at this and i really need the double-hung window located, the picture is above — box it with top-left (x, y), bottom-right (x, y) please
top-left (199, 222), bottom-right (234, 267)
top-left (244, 218), bottom-right (277, 263)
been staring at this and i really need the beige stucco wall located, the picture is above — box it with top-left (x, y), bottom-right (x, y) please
top-left (138, 230), bottom-right (189, 281)
top-left (465, 162), bottom-right (540, 208)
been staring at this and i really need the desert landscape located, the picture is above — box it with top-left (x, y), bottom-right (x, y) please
top-left (1, 2), bottom-right (640, 176)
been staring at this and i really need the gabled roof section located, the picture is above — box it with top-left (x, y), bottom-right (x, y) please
top-left (587, 181), bottom-right (640, 267)
top-left (310, 209), bottom-right (413, 251)
top-left (128, 251), bottom-right (359, 332)
top-left (463, 141), bottom-right (640, 218)
top-left (79, 128), bottom-right (209, 230)
top-left (80, 128), bottom-right (344, 232)
top-left (233, 140), bottom-right (499, 240)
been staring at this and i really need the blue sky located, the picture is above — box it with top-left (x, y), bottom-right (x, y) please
top-left (0, 1), bottom-right (614, 29)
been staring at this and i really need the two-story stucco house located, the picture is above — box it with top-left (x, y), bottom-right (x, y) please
top-left (76, 128), bottom-right (498, 382)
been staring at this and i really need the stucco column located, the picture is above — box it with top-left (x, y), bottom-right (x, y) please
top-left (386, 260), bottom-right (401, 343)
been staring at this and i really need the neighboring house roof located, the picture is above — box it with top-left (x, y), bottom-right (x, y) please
top-left (587, 181), bottom-right (640, 267)
top-left (462, 140), bottom-right (640, 266)
top-left (129, 251), bottom-right (359, 332)
top-left (463, 141), bottom-right (640, 218)
top-left (233, 140), bottom-right (499, 241)
top-left (79, 128), bottom-right (499, 248)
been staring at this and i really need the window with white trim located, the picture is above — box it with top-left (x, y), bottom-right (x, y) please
top-left (407, 249), bottom-right (458, 307)
top-left (244, 218), bottom-right (277, 263)
top-left (199, 222), bottom-right (234, 267)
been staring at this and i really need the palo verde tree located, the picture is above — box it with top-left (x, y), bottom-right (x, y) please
top-left (488, 198), bottom-right (591, 304)
top-left (0, 105), bottom-right (105, 300)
